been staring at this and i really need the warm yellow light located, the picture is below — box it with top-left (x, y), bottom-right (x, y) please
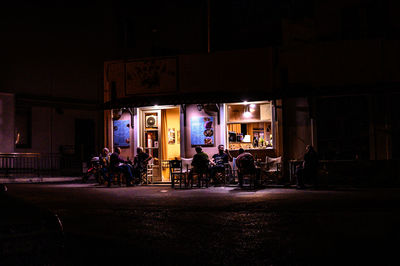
top-left (243, 111), bottom-right (252, 118)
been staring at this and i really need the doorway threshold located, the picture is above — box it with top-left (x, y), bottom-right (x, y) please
top-left (148, 181), bottom-right (171, 185)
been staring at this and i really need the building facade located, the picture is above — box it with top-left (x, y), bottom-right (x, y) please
top-left (103, 0), bottom-right (400, 185)
top-left (103, 49), bottom-right (288, 182)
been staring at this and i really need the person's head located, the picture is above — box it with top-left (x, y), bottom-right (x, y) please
top-left (137, 147), bottom-right (144, 154)
top-left (306, 145), bottom-right (313, 153)
top-left (195, 146), bottom-right (202, 153)
top-left (238, 148), bottom-right (245, 155)
top-left (218, 144), bottom-right (224, 154)
top-left (102, 147), bottom-right (109, 155)
top-left (115, 147), bottom-right (121, 154)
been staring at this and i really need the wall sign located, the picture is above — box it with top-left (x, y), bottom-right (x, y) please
top-left (125, 57), bottom-right (177, 95)
top-left (113, 120), bottom-right (130, 147)
top-left (190, 117), bottom-right (214, 146)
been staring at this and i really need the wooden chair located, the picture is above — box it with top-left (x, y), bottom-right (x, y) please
top-left (186, 164), bottom-right (209, 188)
top-left (144, 164), bottom-right (153, 184)
top-left (108, 168), bottom-right (123, 187)
top-left (169, 160), bottom-right (186, 188)
top-left (238, 168), bottom-right (257, 189)
top-left (212, 164), bottom-right (231, 185)
top-left (260, 156), bottom-right (282, 185)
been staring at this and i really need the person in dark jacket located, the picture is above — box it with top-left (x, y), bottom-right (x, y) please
top-left (187, 146), bottom-right (210, 187)
top-left (210, 144), bottom-right (232, 183)
top-left (110, 147), bottom-right (134, 187)
top-left (99, 147), bottom-right (111, 184)
top-left (132, 147), bottom-right (152, 184)
top-left (303, 145), bottom-right (319, 187)
top-left (296, 145), bottom-right (319, 189)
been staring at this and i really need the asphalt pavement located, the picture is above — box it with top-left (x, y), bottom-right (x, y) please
top-left (5, 183), bottom-right (400, 265)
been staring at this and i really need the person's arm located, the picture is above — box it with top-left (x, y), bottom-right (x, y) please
top-left (191, 155), bottom-right (196, 166)
top-left (204, 154), bottom-right (210, 164)
top-left (225, 149), bottom-right (233, 162)
top-left (144, 153), bottom-right (152, 164)
top-left (236, 156), bottom-right (241, 168)
top-left (209, 155), bottom-right (216, 166)
top-left (117, 155), bottom-right (128, 164)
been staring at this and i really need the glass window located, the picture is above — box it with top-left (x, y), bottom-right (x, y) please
top-left (226, 101), bottom-right (273, 150)
top-left (15, 107), bottom-right (31, 148)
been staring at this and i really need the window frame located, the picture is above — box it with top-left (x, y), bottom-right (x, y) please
top-left (14, 107), bottom-right (32, 149)
top-left (225, 101), bottom-right (275, 150)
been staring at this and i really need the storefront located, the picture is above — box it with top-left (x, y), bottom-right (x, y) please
top-left (107, 99), bottom-right (280, 183)
top-left (103, 49), bottom-right (285, 182)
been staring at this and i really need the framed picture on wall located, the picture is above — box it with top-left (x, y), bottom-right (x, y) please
top-left (168, 128), bottom-right (175, 144)
top-left (190, 117), bottom-right (214, 146)
top-left (113, 120), bottom-right (130, 147)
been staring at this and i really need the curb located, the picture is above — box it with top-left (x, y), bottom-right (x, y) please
top-left (0, 177), bottom-right (82, 184)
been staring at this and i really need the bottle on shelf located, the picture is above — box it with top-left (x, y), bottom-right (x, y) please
top-left (147, 134), bottom-right (153, 148)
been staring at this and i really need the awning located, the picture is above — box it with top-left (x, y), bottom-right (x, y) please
top-left (101, 82), bottom-right (400, 110)
top-left (101, 91), bottom-right (278, 109)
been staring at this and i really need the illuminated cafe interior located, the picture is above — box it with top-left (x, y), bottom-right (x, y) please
top-left (109, 100), bottom-right (279, 183)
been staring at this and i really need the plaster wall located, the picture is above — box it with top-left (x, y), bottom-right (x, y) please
top-left (284, 97), bottom-right (313, 160)
top-left (184, 104), bottom-right (223, 159)
top-left (0, 93), bottom-right (15, 153)
top-left (15, 106), bottom-right (100, 155)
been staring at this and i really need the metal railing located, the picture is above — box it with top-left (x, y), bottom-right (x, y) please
top-left (0, 153), bottom-right (82, 178)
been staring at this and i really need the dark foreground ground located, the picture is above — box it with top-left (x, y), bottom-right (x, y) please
top-left (5, 183), bottom-right (400, 265)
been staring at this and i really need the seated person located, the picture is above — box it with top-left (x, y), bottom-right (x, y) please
top-left (303, 145), bottom-right (319, 187)
top-left (236, 148), bottom-right (255, 188)
top-left (296, 145), bottom-right (319, 189)
top-left (99, 147), bottom-right (111, 183)
top-left (132, 147), bottom-right (152, 184)
top-left (210, 144), bottom-right (232, 183)
top-left (187, 146), bottom-right (210, 187)
top-left (110, 147), bottom-right (134, 187)
top-left (295, 163), bottom-right (305, 189)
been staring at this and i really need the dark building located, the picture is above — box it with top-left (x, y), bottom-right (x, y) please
top-left (103, 0), bottom-right (400, 185)
top-left (2, 1), bottom-right (400, 183)
top-left (0, 2), bottom-right (114, 175)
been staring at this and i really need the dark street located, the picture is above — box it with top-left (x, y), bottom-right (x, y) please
top-left (6, 183), bottom-right (400, 265)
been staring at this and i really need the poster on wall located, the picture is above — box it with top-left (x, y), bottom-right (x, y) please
top-left (113, 120), bottom-right (130, 147)
top-left (190, 117), bottom-right (214, 146)
top-left (168, 128), bottom-right (175, 144)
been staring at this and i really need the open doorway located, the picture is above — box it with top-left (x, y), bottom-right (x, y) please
top-left (140, 107), bottom-right (180, 182)
top-left (75, 119), bottom-right (95, 162)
